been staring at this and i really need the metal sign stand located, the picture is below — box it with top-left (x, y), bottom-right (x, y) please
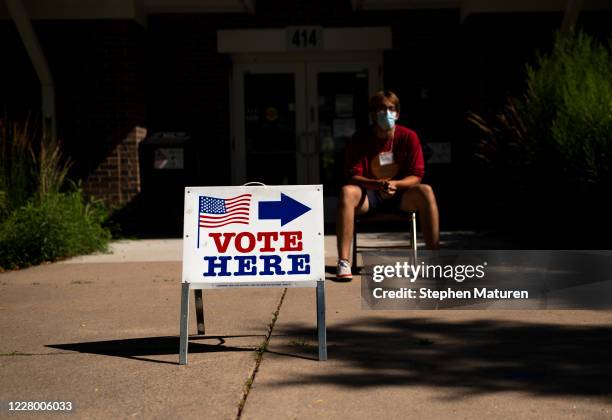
top-left (179, 282), bottom-right (326, 365)
top-left (178, 283), bottom-right (190, 365)
top-left (316, 281), bottom-right (327, 360)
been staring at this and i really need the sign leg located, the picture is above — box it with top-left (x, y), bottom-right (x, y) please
top-left (179, 282), bottom-right (190, 365)
top-left (316, 281), bottom-right (327, 361)
top-left (195, 289), bottom-right (205, 334)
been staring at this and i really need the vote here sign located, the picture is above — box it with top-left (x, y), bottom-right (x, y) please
top-left (182, 185), bottom-right (324, 288)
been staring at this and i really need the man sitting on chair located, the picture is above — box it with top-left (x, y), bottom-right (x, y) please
top-left (336, 90), bottom-right (440, 281)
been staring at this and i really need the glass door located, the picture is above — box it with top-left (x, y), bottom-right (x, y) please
top-left (306, 62), bottom-right (380, 220)
top-left (231, 63), bottom-right (306, 185)
top-left (231, 59), bottom-right (382, 222)
top-left (244, 73), bottom-right (297, 184)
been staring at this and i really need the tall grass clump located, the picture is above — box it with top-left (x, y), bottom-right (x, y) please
top-left (0, 119), bottom-right (36, 218)
top-left (0, 117), bottom-right (111, 269)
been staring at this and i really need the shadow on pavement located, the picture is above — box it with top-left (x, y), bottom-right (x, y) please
top-left (269, 317), bottom-right (612, 400)
top-left (46, 335), bottom-right (263, 365)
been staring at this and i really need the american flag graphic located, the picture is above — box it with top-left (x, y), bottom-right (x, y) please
top-left (198, 194), bottom-right (252, 228)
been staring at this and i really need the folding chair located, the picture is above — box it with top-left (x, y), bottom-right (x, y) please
top-left (352, 210), bottom-right (417, 272)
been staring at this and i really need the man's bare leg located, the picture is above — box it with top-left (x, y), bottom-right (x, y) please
top-left (336, 185), bottom-right (369, 262)
top-left (399, 184), bottom-right (440, 249)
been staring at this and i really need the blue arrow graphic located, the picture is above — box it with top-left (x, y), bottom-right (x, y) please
top-left (258, 193), bottom-right (311, 226)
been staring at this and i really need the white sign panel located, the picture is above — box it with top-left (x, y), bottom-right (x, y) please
top-left (182, 185), bottom-right (324, 288)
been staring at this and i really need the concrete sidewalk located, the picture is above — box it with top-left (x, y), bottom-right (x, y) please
top-left (1, 238), bottom-right (611, 419)
top-left (242, 283), bottom-right (612, 419)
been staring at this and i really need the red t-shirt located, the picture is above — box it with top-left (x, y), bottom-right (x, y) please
top-left (345, 124), bottom-right (425, 180)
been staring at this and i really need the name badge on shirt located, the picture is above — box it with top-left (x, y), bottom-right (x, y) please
top-left (379, 151), bottom-right (394, 166)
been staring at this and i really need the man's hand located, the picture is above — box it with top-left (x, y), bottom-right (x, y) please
top-left (374, 179), bottom-right (387, 191)
top-left (380, 180), bottom-right (397, 199)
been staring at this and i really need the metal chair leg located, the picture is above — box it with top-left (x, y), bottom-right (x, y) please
top-left (352, 220), bottom-right (358, 271)
top-left (410, 212), bottom-right (417, 262)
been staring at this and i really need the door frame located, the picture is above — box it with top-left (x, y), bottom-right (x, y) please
top-left (229, 52), bottom-right (383, 186)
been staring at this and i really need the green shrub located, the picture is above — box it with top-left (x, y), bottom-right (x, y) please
top-left (0, 116), bottom-right (110, 268)
top-left (0, 189), bottom-right (111, 270)
top-left (522, 30), bottom-right (612, 187)
top-left (470, 30), bottom-right (612, 223)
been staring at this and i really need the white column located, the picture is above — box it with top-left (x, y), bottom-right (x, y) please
top-left (5, 0), bottom-right (56, 140)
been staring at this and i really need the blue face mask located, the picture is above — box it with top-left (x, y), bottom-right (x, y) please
top-left (376, 110), bottom-right (397, 131)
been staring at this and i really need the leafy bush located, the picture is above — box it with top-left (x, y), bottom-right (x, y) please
top-left (469, 30), bottom-right (612, 237)
top-left (522, 30), bottom-right (612, 187)
top-left (0, 190), bottom-right (111, 269)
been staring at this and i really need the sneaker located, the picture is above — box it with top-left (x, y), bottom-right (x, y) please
top-left (336, 259), bottom-right (353, 281)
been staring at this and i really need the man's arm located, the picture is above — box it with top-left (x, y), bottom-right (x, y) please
top-left (349, 175), bottom-right (387, 191)
top-left (387, 175), bottom-right (421, 190)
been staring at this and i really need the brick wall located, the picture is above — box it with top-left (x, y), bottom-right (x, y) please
top-left (82, 126), bottom-right (147, 205)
